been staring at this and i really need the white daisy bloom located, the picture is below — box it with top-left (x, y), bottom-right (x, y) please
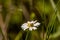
top-left (21, 20), bottom-right (40, 31)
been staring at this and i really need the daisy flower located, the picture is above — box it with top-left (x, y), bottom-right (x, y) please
top-left (21, 20), bottom-right (40, 31)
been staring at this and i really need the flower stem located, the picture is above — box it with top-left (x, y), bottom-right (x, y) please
top-left (25, 31), bottom-right (31, 40)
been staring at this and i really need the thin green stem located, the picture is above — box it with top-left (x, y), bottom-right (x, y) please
top-left (43, 0), bottom-right (46, 40)
top-left (45, 0), bottom-right (58, 40)
top-left (25, 31), bottom-right (31, 40)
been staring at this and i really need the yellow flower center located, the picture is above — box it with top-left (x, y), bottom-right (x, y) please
top-left (27, 22), bottom-right (34, 27)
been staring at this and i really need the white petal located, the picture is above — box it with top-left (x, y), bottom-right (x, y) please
top-left (30, 20), bottom-right (37, 24)
top-left (29, 27), bottom-right (33, 31)
top-left (32, 27), bottom-right (37, 30)
top-left (22, 23), bottom-right (27, 25)
top-left (23, 26), bottom-right (28, 30)
top-left (30, 21), bottom-right (34, 23)
top-left (27, 21), bottom-right (30, 24)
top-left (34, 22), bottom-right (40, 27)
top-left (21, 23), bottom-right (28, 30)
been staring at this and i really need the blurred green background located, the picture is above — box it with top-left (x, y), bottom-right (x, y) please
top-left (0, 0), bottom-right (60, 40)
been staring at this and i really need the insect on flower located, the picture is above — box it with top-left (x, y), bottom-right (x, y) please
top-left (21, 20), bottom-right (40, 31)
